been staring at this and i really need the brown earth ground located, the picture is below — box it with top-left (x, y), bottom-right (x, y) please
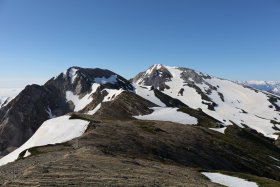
top-left (0, 117), bottom-right (279, 186)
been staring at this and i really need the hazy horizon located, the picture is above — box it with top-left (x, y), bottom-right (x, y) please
top-left (0, 63), bottom-right (280, 89)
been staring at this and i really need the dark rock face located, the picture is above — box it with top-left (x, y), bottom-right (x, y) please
top-left (0, 85), bottom-right (69, 156)
top-left (154, 89), bottom-right (187, 108)
top-left (133, 65), bottom-right (219, 110)
top-left (179, 67), bottom-right (218, 93)
top-left (45, 67), bottom-right (133, 96)
top-left (134, 65), bottom-right (215, 91)
top-left (0, 67), bottom-right (134, 156)
top-left (0, 98), bottom-right (9, 109)
top-left (93, 91), bottom-right (157, 119)
top-left (276, 136), bottom-right (280, 148)
top-left (179, 68), bottom-right (205, 84)
top-left (133, 65), bottom-right (172, 91)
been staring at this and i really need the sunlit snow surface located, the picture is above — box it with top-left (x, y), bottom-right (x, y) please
top-left (202, 172), bottom-right (258, 187)
top-left (209, 127), bottom-right (227, 134)
top-left (66, 83), bottom-right (100, 112)
top-left (66, 82), bottom-right (123, 113)
top-left (134, 107), bottom-right (198, 125)
top-left (65, 68), bottom-right (79, 84)
top-left (0, 115), bottom-right (89, 166)
top-left (133, 84), bottom-right (165, 107)
top-left (135, 65), bottom-right (280, 139)
top-left (94, 75), bottom-right (118, 85)
top-left (88, 103), bottom-right (101, 115)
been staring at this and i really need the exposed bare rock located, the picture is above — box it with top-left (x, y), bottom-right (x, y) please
top-left (0, 67), bottom-right (134, 156)
top-left (93, 91), bottom-right (157, 119)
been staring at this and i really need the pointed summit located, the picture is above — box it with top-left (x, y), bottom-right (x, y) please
top-left (0, 66), bottom-right (135, 156)
top-left (133, 64), bottom-right (173, 90)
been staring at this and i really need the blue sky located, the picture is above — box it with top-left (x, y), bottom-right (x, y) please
top-left (0, 0), bottom-right (279, 88)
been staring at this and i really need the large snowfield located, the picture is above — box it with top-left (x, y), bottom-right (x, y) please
top-left (0, 115), bottom-right (89, 166)
top-left (202, 172), bottom-right (258, 187)
top-left (135, 65), bottom-right (280, 139)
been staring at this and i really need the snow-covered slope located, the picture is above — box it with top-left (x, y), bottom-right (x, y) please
top-left (0, 67), bottom-right (137, 164)
top-left (61, 67), bottom-right (132, 115)
top-left (0, 67), bottom-right (136, 157)
top-left (242, 80), bottom-right (280, 96)
top-left (0, 88), bottom-right (22, 108)
top-left (63, 68), bottom-right (127, 115)
top-left (134, 107), bottom-right (198, 125)
top-left (133, 64), bottom-right (280, 139)
top-left (0, 115), bottom-right (89, 166)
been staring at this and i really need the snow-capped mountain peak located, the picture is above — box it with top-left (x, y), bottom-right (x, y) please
top-left (133, 64), bottom-right (173, 88)
top-left (133, 65), bottom-right (280, 139)
top-left (56, 66), bottom-right (133, 90)
top-left (64, 67), bottom-right (79, 84)
top-left (0, 67), bottom-right (136, 157)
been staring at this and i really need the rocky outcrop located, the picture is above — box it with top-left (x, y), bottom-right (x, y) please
top-left (93, 91), bottom-right (157, 119)
top-left (0, 67), bottom-right (134, 156)
top-left (133, 64), bottom-right (280, 140)
top-left (0, 85), bottom-right (68, 156)
top-left (133, 64), bottom-right (172, 91)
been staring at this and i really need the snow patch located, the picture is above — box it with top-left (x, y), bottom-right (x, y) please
top-left (103, 89), bottom-right (124, 102)
top-left (88, 103), bottom-right (101, 115)
top-left (209, 127), bottom-right (227, 134)
top-left (94, 75), bottom-right (118, 85)
top-left (134, 107), bottom-right (198, 125)
top-left (136, 64), bottom-right (165, 84)
top-left (46, 107), bottom-right (56, 119)
top-left (68, 68), bottom-right (79, 84)
top-left (145, 64), bottom-right (163, 76)
top-left (202, 172), bottom-right (258, 187)
top-left (23, 150), bottom-right (31, 158)
top-left (269, 156), bottom-right (280, 162)
top-left (66, 83), bottom-right (100, 112)
top-left (0, 115), bottom-right (89, 166)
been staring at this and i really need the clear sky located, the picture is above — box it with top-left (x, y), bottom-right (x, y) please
top-left (0, 0), bottom-right (279, 88)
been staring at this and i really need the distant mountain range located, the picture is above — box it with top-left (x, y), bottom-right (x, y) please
top-left (241, 80), bottom-right (280, 96)
top-left (0, 65), bottom-right (279, 185)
